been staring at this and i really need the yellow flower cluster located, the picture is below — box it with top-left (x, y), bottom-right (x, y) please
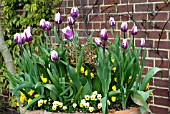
top-left (20, 92), bottom-right (27, 103)
top-left (111, 96), bottom-right (116, 102)
top-left (28, 90), bottom-right (34, 96)
top-left (37, 99), bottom-right (47, 107)
top-left (40, 74), bottom-right (47, 83)
top-left (112, 85), bottom-right (116, 91)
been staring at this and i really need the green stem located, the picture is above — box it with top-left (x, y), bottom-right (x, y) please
top-left (132, 35), bottom-right (134, 51)
top-left (29, 42), bottom-right (32, 58)
top-left (19, 45), bottom-right (23, 57)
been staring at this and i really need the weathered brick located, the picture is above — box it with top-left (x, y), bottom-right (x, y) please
top-left (130, 0), bottom-right (147, 3)
top-left (117, 4), bottom-right (133, 13)
top-left (148, 13), bottom-right (168, 20)
top-left (155, 3), bottom-right (170, 11)
top-left (148, 50), bottom-right (168, 58)
top-left (150, 105), bottom-right (168, 114)
top-left (155, 41), bottom-right (170, 49)
top-left (155, 59), bottom-right (169, 68)
top-left (154, 97), bottom-right (170, 107)
top-left (135, 4), bottom-right (153, 12)
top-left (150, 87), bottom-right (169, 97)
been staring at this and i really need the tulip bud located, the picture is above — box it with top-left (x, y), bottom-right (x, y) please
top-left (94, 38), bottom-right (102, 46)
top-left (131, 26), bottom-right (137, 35)
top-left (24, 29), bottom-right (32, 42)
top-left (70, 7), bottom-right (78, 18)
top-left (14, 33), bottom-right (20, 43)
top-left (122, 39), bottom-right (128, 49)
top-left (68, 16), bottom-right (74, 25)
top-left (121, 22), bottom-right (128, 32)
top-left (50, 50), bottom-right (59, 61)
top-left (100, 28), bottom-right (108, 41)
top-left (54, 12), bottom-right (62, 24)
top-left (40, 19), bottom-right (46, 29)
top-left (140, 38), bottom-right (145, 47)
top-left (45, 21), bottom-right (52, 30)
top-left (109, 17), bottom-right (116, 26)
top-left (18, 33), bottom-right (25, 44)
top-left (27, 26), bottom-right (32, 34)
top-left (62, 26), bottom-right (74, 41)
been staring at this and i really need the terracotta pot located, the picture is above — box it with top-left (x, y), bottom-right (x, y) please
top-left (20, 107), bottom-right (141, 114)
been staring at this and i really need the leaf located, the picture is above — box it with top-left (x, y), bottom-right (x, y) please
top-left (101, 97), bottom-right (107, 114)
top-left (137, 90), bottom-right (153, 101)
top-left (54, 26), bottom-right (60, 44)
top-left (108, 90), bottom-right (121, 97)
top-left (81, 81), bottom-right (92, 97)
top-left (131, 91), bottom-right (151, 112)
top-left (140, 67), bottom-right (164, 91)
top-left (13, 82), bottom-right (33, 95)
top-left (140, 106), bottom-right (147, 114)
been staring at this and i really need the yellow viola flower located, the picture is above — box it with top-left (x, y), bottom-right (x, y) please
top-left (38, 99), bottom-right (43, 107)
top-left (129, 75), bottom-right (132, 80)
top-left (90, 72), bottom-right (94, 79)
top-left (111, 58), bottom-right (115, 63)
top-left (97, 103), bottom-right (102, 109)
top-left (28, 98), bottom-right (32, 104)
top-left (111, 96), bottom-right (116, 102)
top-left (92, 91), bottom-right (98, 96)
top-left (97, 94), bottom-right (102, 100)
top-left (28, 90), bottom-right (34, 96)
top-left (40, 74), bottom-right (47, 83)
top-left (113, 67), bottom-right (116, 72)
top-left (85, 95), bottom-right (90, 101)
top-left (52, 105), bottom-right (56, 111)
top-left (89, 107), bottom-right (94, 112)
top-left (75, 68), bottom-right (77, 73)
top-left (80, 99), bottom-right (86, 107)
top-left (112, 85), bottom-right (116, 91)
top-left (107, 100), bottom-right (110, 105)
top-left (84, 102), bottom-right (89, 108)
top-left (72, 103), bottom-right (77, 108)
top-left (81, 67), bottom-right (85, 74)
top-left (20, 92), bottom-right (27, 103)
top-left (80, 103), bottom-right (84, 107)
top-left (114, 78), bottom-right (117, 82)
top-left (59, 102), bottom-right (63, 108)
top-left (53, 101), bottom-right (59, 106)
top-left (146, 83), bottom-right (149, 90)
top-left (69, 78), bottom-right (72, 83)
top-left (34, 94), bottom-right (40, 98)
top-left (85, 70), bottom-right (88, 76)
top-left (63, 106), bottom-right (67, 110)
top-left (90, 95), bottom-right (95, 101)
top-left (43, 100), bottom-right (47, 104)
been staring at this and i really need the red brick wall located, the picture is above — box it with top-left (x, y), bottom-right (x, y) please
top-left (59, 0), bottom-right (170, 113)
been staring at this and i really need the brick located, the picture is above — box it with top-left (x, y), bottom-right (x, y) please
top-left (148, 50), bottom-right (168, 58)
top-left (154, 97), bottom-right (170, 107)
top-left (109, 15), bottom-right (120, 21)
top-left (101, 5), bottom-right (115, 13)
top-left (121, 0), bottom-right (129, 4)
top-left (135, 39), bottom-right (153, 48)
top-left (121, 14), bottom-right (129, 21)
top-left (144, 59), bottom-right (154, 67)
top-left (154, 78), bottom-right (168, 87)
top-left (150, 105), bottom-right (168, 114)
top-left (117, 4), bottom-right (133, 13)
top-left (148, 0), bottom-right (165, 2)
top-left (130, 0), bottom-right (147, 3)
top-left (68, 1), bottom-right (73, 7)
top-left (89, 0), bottom-right (103, 5)
top-left (79, 22), bottom-right (92, 29)
top-left (154, 22), bottom-right (170, 30)
top-left (79, 38), bottom-right (87, 44)
top-left (93, 7), bottom-right (100, 13)
top-left (155, 41), bottom-right (170, 49)
top-left (155, 59), bottom-right (168, 68)
top-left (150, 87), bottom-right (169, 97)
top-left (148, 31), bottom-right (166, 39)
top-left (155, 3), bottom-right (170, 11)
top-left (148, 13), bottom-right (168, 20)
top-left (155, 70), bottom-right (168, 78)
top-left (133, 13), bottom-right (147, 21)
top-left (135, 4), bottom-right (153, 12)
top-left (93, 23), bottom-right (101, 30)
top-left (89, 14), bottom-right (104, 22)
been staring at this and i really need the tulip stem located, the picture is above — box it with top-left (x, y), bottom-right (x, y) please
top-left (29, 42), bottom-right (32, 58)
top-left (103, 41), bottom-right (106, 65)
top-left (58, 24), bottom-right (60, 44)
top-left (19, 44), bottom-right (23, 57)
top-left (132, 35), bottom-right (134, 51)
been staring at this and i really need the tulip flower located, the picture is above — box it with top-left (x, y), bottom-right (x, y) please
top-left (100, 28), bottom-right (108, 41)
top-left (131, 26), bottom-right (137, 35)
top-left (94, 38), bottom-right (102, 46)
top-left (45, 21), bottom-right (52, 30)
top-left (40, 19), bottom-right (46, 29)
top-left (70, 7), bottom-right (78, 18)
top-left (121, 22), bottom-right (128, 32)
top-left (122, 39), bottom-right (128, 49)
top-left (14, 33), bottom-right (20, 43)
top-left (68, 16), bottom-right (74, 25)
top-left (18, 33), bottom-right (25, 44)
top-left (109, 17), bottom-right (116, 26)
top-left (140, 38), bottom-right (145, 47)
top-left (24, 29), bottom-right (32, 42)
top-left (54, 12), bottom-right (62, 24)
top-left (50, 50), bottom-right (59, 61)
top-left (27, 26), bottom-right (32, 34)
top-left (62, 26), bottom-right (74, 41)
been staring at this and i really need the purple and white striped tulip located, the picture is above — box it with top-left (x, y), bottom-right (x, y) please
top-left (50, 50), bottom-right (59, 61)
top-left (24, 29), bottom-right (32, 42)
top-left (109, 17), bottom-right (116, 26)
top-left (40, 19), bottom-right (46, 29)
top-left (94, 38), bottom-right (102, 46)
top-left (54, 12), bottom-right (62, 24)
top-left (14, 33), bottom-right (20, 43)
top-left (62, 26), bottom-right (74, 41)
top-left (45, 21), bottom-right (52, 30)
top-left (100, 28), bottom-right (108, 41)
top-left (68, 16), bottom-right (74, 25)
top-left (121, 22), bottom-right (128, 32)
top-left (70, 7), bottom-right (78, 18)
top-left (18, 33), bottom-right (25, 44)
top-left (131, 26), bottom-right (137, 35)
top-left (27, 26), bottom-right (32, 34)
top-left (122, 39), bottom-right (128, 49)
top-left (140, 38), bottom-right (145, 47)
